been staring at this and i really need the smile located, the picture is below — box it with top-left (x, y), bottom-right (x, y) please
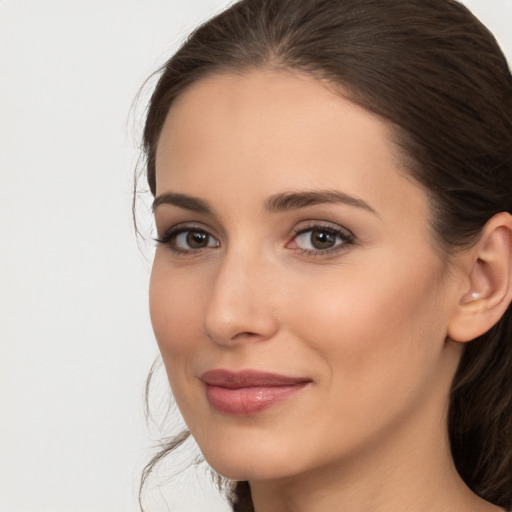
top-left (200, 369), bottom-right (312, 416)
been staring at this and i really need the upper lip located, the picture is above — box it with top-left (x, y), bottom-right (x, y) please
top-left (200, 369), bottom-right (311, 389)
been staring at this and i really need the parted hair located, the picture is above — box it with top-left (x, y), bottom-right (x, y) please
top-left (140, 1), bottom-right (512, 510)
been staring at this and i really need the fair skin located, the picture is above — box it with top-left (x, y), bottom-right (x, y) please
top-left (150, 69), bottom-right (511, 512)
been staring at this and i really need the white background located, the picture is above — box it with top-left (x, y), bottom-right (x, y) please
top-left (1, 1), bottom-right (511, 511)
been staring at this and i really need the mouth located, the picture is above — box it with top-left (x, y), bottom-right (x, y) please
top-left (200, 369), bottom-right (312, 416)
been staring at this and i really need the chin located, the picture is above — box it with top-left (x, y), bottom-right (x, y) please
top-left (206, 458), bottom-right (291, 482)
top-left (197, 433), bottom-right (310, 482)
top-left (201, 447), bottom-right (273, 480)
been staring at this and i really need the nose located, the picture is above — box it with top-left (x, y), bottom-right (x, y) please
top-left (203, 249), bottom-right (279, 346)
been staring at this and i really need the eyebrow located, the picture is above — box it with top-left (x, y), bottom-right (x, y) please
top-left (264, 190), bottom-right (379, 216)
top-left (152, 189), bottom-right (378, 216)
top-left (152, 192), bottom-right (212, 214)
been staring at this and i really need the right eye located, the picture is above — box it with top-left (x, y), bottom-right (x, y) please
top-left (155, 227), bottom-right (220, 253)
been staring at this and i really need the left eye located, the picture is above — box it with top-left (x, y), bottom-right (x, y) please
top-left (173, 230), bottom-right (219, 250)
top-left (171, 229), bottom-right (219, 251)
top-left (154, 227), bottom-right (220, 252)
top-left (292, 227), bottom-right (352, 251)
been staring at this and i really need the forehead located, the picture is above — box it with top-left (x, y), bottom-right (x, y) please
top-left (156, 70), bottom-right (398, 171)
top-left (155, 69), bottom-right (427, 223)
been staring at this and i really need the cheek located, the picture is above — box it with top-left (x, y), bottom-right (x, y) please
top-left (285, 252), bottom-right (449, 396)
top-left (149, 254), bottom-right (206, 377)
top-left (275, 257), bottom-right (452, 460)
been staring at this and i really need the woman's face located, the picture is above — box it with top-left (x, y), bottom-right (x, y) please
top-left (150, 70), bottom-right (463, 482)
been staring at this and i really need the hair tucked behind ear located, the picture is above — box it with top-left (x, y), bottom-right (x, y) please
top-left (139, 0), bottom-right (512, 510)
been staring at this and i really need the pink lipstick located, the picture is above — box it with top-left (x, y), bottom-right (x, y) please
top-left (200, 369), bottom-right (311, 416)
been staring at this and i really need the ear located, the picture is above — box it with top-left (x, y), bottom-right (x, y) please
top-left (448, 212), bottom-right (512, 343)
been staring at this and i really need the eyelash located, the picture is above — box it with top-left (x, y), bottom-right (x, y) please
top-left (154, 222), bottom-right (355, 256)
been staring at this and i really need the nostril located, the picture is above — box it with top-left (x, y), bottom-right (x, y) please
top-left (233, 331), bottom-right (261, 340)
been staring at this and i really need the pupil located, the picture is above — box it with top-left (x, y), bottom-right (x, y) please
top-left (187, 231), bottom-right (208, 248)
top-left (312, 230), bottom-right (335, 249)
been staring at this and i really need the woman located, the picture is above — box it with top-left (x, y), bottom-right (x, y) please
top-left (139, 0), bottom-right (512, 510)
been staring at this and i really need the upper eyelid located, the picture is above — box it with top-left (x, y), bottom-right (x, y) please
top-left (156, 221), bottom-right (216, 237)
top-left (291, 220), bottom-right (354, 236)
top-left (153, 223), bottom-right (218, 245)
top-left (154, 212), bottom-right (230, 238)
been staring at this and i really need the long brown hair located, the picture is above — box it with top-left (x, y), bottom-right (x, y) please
top-left (139, 1), bottom-right (512, 510)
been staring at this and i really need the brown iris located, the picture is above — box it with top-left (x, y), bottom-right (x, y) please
top-left (186, 231), bottom-right (210, 248)
top-left (310, 229), bottom-right (337, 249)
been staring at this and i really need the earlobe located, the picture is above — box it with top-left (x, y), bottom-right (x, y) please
top-left (448, 212), bottom-right (512, 343)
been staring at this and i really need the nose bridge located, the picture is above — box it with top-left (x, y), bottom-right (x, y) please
top-left (203, 241), bottom-right (277, 345)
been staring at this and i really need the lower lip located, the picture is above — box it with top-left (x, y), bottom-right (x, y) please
top-left (205, 383), bottom-right (309, 416)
